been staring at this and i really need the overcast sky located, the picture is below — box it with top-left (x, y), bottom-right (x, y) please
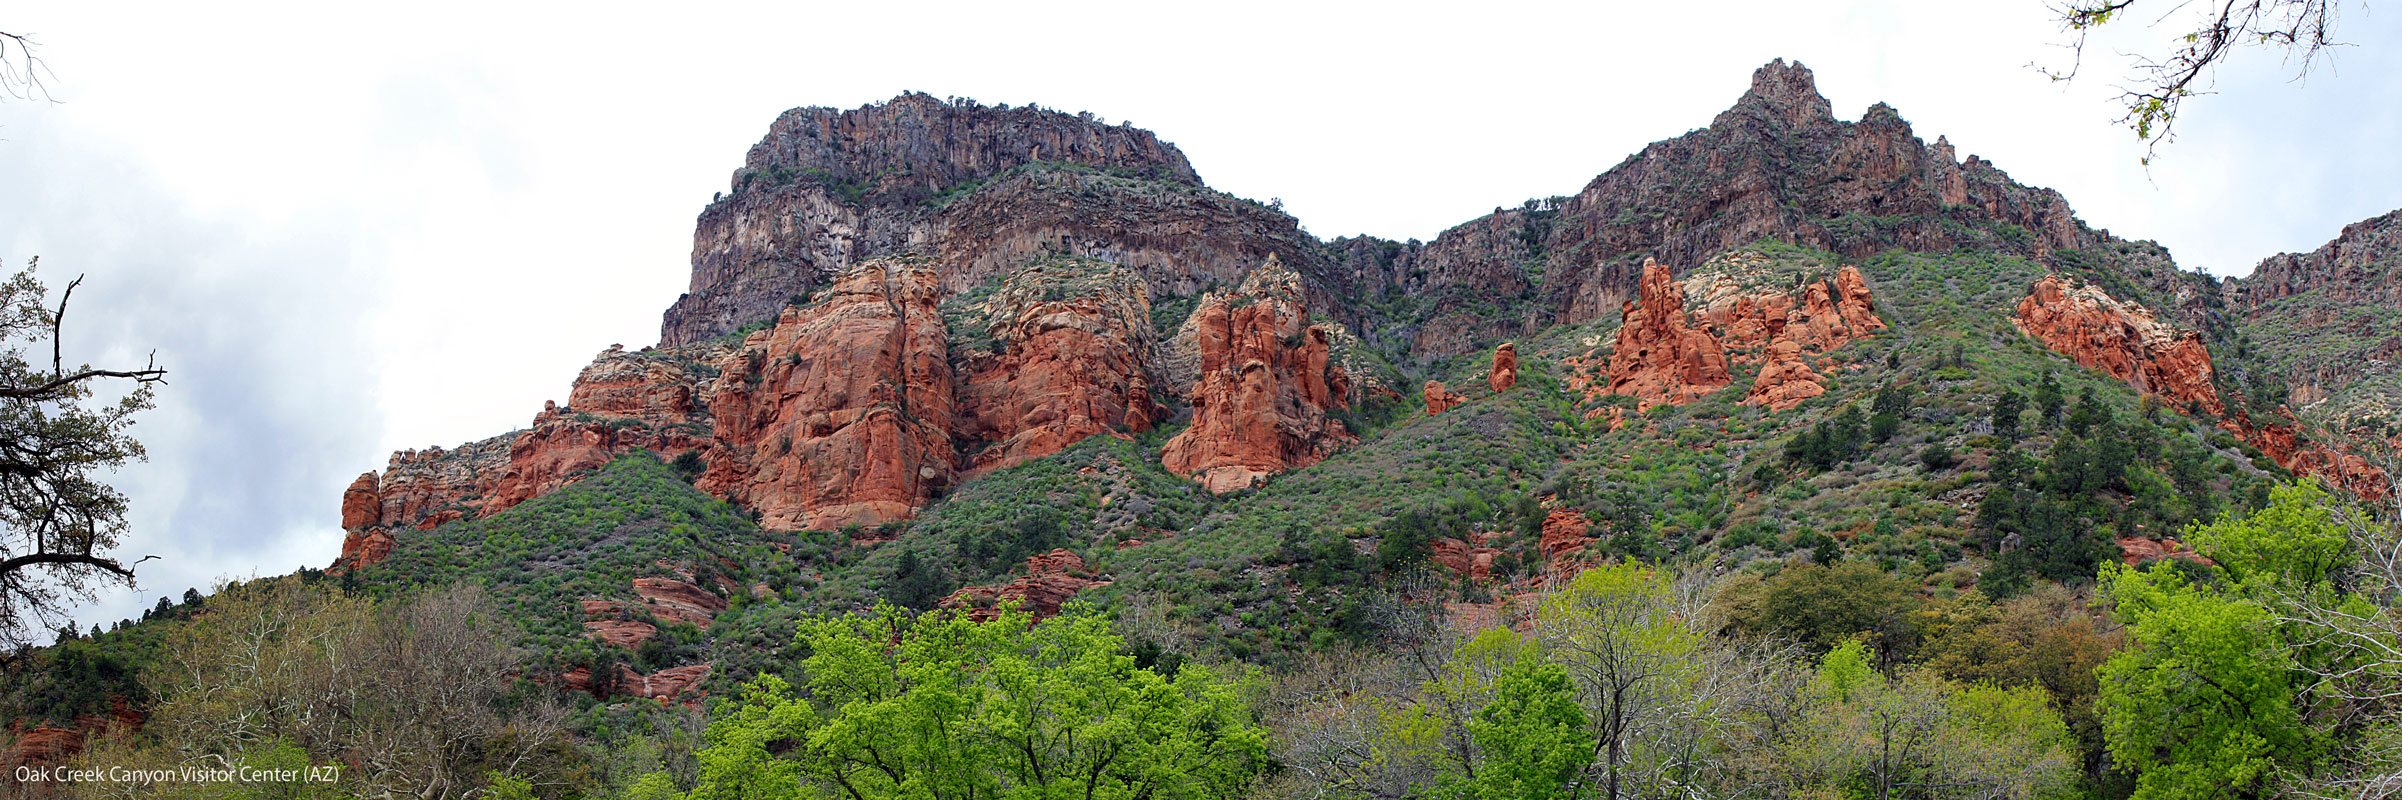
top-left (5, 1), bottom-right (2397, 632)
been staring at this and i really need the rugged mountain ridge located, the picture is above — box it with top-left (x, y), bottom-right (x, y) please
top-left (340, 60), bottom-right (2395, 576)
top-left (659, 92), bottom-right (1361, 348)
top-left (1347, 59), bottom-right (2112, 359)
top-left (2226, 209), bottom-right (2402, 421)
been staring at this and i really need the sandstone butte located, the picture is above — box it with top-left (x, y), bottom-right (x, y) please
top-left (1158, 255), bottom-right (1357, 494)
top-left (1424, 380), bottom-right (1464, 415)
top-left (2012, 274), bottom-right (2389, 499)
top-left (1588, 258), bottom-right (1886, 413)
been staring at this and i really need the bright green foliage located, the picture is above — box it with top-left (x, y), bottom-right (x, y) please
top-left (2096, 481), bottom-right (2367, 799)
top-left (2183, 481), bottom-right (2350, 592)
top-left (1816, 638), bottom-right (1873, 703)
top-left (2098, 562), bottom-right (2306, 799)
top-left (1789, 647), bottom-right (2077, 799)
top-left (1455, 655), bottom-right (1590, 800)
top-left (683, 602), bottom-right (1269, 800)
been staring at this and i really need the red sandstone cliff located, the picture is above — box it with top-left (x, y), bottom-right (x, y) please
top-left (2013, 275), bottom-right (2222, 416)
top-left (1159, 256), bottom-right (1357, 494)
top-left (952, 258), bottom-right (1165, 474)
top-left (697, 257), bottom-right (957, 530)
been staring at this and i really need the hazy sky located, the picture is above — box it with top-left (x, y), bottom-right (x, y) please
top-left (4, 1), bottom-right (2397, 632)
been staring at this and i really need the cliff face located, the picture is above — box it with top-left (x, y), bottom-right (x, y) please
top-left (2226, 209), bottom-right (2402, 416)
top-left (2014, 275), bottom-right (2223, 416)
top-left (697, 257), bottom-right (957, 531)
top-left (1159, 255), bottom-right (1356, 494)
top-left (951, 258), bottom-right (1165, 474)
top-left (1360, 60), bottom-right (2102, 360)
top-left (660, 93), bottom-right (1355, 348)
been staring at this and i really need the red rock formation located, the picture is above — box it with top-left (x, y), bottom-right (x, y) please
top-left (3, 726), bottom-right (82, 771)
top-left (2, 697), bottom-right (142, 773)
top-left (631, 577), bottom-right (730, 627)
top-left (953, 259), bottom-right (1165, 474)
top-left (1424, 380), bottom-right (1465, 415)
top-left (336, 528), bottom-right (396, 571)
top-left (1603, 259), bottom-right (1732, 410)
top-left (358, 437), bottom-right (512, 531)
top-left (2116, 537), bottom-right (2213, 567)
top-left (698, 258), bottom-right (957, 530)
top-left (341, 473), bottom-right (380, 529)
top-left (488, 348), bottom-right (719, 515)
top-left (558, 662), bottom-right (714, 704)
top-left (1694, 265), bottom-right (1887, 358)
top-left (1540, 509), bottom-right (1594, 562)
top-left (583, 619), bottom-right (658, 648)
top-left (2230, 417), bottom-right (2392, 501)
top-left (1160, 256), bottom-right (1356, 493)
top-left (1430, 536), bottom-right (1502, 582)
top-left (2014, 275), bottom-right (2223, 416)
top-left (1747, 339), bottom-right (1830, 411)
top-left (939, 548), bottom-right (1108, 621)
top-left (1488, 343), bottom-right (1519, 393)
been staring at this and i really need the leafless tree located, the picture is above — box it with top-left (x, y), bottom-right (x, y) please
top-left (2044, 0), bottom-right (2346, 161)
top-left (0, 261), bottom-right (169, 648)
top-left (0, 29), bottom-right (54, 102)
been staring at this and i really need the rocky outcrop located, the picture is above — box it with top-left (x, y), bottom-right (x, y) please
top-left (341, 473), bottom-right (380, 529)
top-left (2013, 275), bottom-right (2223, 415)
top-left (2227, 208), bottom-right (2402, 416)
top-left (630, 578), bottom-right (729, 627)
top-left (355, 436), bottom-right (513, 532)
top-left (1160, 256), bottom-right (1357, 493)
top-left (939, 548), bottom-right (1107, 621)
top-left (952, 258), bottom-right (1165, 473)
top-left (1424, 380), bottom-right (1464, 415)
top-left (559, 663), bottom-right (713, 704)
top-left (2, 696), bottom-right (141, 774)
top-left (583, 619), bottom-right (658, 648)
top-left (697, 258), bottom-right (957, 530)
top-left (336, 528), bottom-right (396, 571)
top-left (1747, 339), bottom-right (1830, 411)
top-left (2233, 418), bottom-right (2391, 500)
top-left (1431, 536), bottom-right (1502, 582)
top-left (2117, 537), bottom-right (2212, 567)
top-left (1488, 343), bottom-right (1519, 393)
top-left (1540, 509), bottom-right (1593, 562)
top-left (1601, 259), bottom-right (1731, 410)
top-left (1692, 263), bottom-right (1887, 358)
